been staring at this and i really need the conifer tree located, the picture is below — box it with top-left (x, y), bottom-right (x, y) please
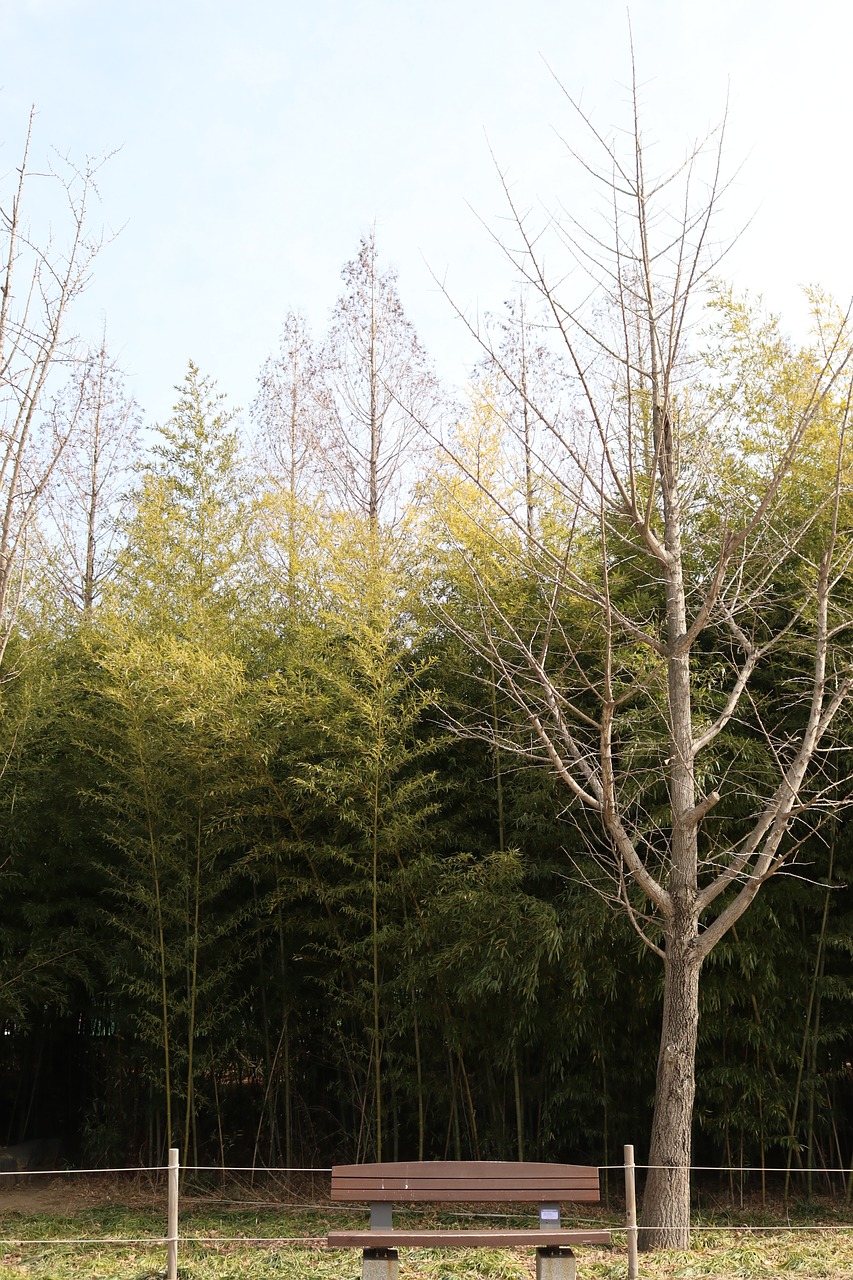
top-left (39, 335), bottom-right (141, 612)
top-left (321, 230), bottom-right (437, 527)
top-left (117, 362), bottom-right (247, 642)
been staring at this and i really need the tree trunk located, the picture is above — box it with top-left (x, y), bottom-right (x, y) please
top-left (640, 929), bottom-right (701, 1250)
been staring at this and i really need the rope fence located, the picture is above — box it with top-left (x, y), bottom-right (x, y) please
top-left (603, 1162), bottom-right (853, 1173)
top-left (2, 1146), bottom-right (853, 1279)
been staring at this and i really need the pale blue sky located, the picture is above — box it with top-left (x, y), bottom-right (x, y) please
top-left (2, 0), bottom-right (851, 424)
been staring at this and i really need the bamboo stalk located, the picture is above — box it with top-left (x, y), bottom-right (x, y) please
top-left (789, 829), bottom-right (835, 1200)
top-left (513, 1049), bottom-right (524, 1163)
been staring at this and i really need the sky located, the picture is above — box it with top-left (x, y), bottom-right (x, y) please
top-left (2, 0), bottom-right (852, 428)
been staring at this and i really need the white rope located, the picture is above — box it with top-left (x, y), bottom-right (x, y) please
top-left (4, 1225), bottom-right (853, 1246)
top-left (177, 1235), bottom-right (326, 1244)
top-left (0, 1165), bottom-right (169, 1177)
top-left (12, 1161), bottom-right (848, 1177)
top-left (601, 1162), bottom-right (853, 1174)
top-left (183, 1165), bottom-right (332, 1173)
top-left (0, 1237), bottom-right (170, 1246)
top-left (0, 1163), bottom-right (332, 1177)
top-left (641, 1224), bottom-right (853, 1233)
top-left (0, 1235), bottom-right (327, 1246)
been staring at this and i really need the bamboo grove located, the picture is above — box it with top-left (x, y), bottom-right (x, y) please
top-left (2, 119), bottom-right (853, 1204)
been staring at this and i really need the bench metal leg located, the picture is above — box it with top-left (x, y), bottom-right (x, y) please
top-left (536, 1246), bottom-right (576, 1280)
top-left (362, 1247), bottom-right (399, 1280)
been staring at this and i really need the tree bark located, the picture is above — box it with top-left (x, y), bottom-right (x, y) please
top-left (640, 929), bottom-right (701, 1250)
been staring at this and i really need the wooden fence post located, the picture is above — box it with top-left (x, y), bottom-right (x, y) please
top-left (624, 1144), bottom-right (639, 1280)
top-left (167, 1147), bottom-right (179, 1280)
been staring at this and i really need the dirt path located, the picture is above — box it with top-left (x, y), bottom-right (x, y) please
top-left (0, 1176), bottom-right (163, 1215)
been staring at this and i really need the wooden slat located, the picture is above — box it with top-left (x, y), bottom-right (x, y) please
top-left (331, 1161), bottom-right (601, 1203)
top-left (334, 1161), bottom-right (594, 1177)
top-left (334, 1187), bottom-right (600, 1203)
top-left (327, 1229), bottom-right (613, 1248)
top-left (333, 1175), bottom-right (600, 1188)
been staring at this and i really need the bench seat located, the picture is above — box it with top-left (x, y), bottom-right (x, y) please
top-left (328, 1228), bottom-right (612, 1248)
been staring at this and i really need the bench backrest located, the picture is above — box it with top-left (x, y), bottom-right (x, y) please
top-left (331, 1160), bottom-right (601, 1204)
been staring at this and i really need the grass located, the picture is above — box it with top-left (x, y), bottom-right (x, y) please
top-left (1, 1181), bottom-right (853, 1278)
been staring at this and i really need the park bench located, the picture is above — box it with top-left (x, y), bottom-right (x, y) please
top-left (327, 1159), bottom-right (612, 1280)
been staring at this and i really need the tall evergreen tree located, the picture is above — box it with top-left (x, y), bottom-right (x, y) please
top-left (116, 362), bottom-right (248, 643)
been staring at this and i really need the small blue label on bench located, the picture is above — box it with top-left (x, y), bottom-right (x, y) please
top-left (540, 1209), bottom-right (559, 1221)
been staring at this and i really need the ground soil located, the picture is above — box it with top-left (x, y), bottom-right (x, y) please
top-left (0, 1170), bottom-right (329, 1216)
top-left (0, 1175), bottom-right (165, 1214)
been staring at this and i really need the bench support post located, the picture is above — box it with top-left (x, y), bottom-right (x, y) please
top-left (370, 1202), bottom-right (393, 1230)
top-left (536, 1246), bottom-right (576, 1280)
top-left (362, 1247), bottom-right (399, 1280)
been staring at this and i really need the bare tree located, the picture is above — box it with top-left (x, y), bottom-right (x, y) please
top-left (254, 310), bottom-right (325, 496)
top-left (39, 330), bottom-right (141, 612)
top-left (441, 68), bottom-right (853, 1248)
top-left (252, 310), bottom-right (327, 608)
top-left (0, 109), bottom-right (105, 652)
top-left (321, 228), bottom-right (438, 528)
top-left (476, 290), bottom-right (569, 548)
